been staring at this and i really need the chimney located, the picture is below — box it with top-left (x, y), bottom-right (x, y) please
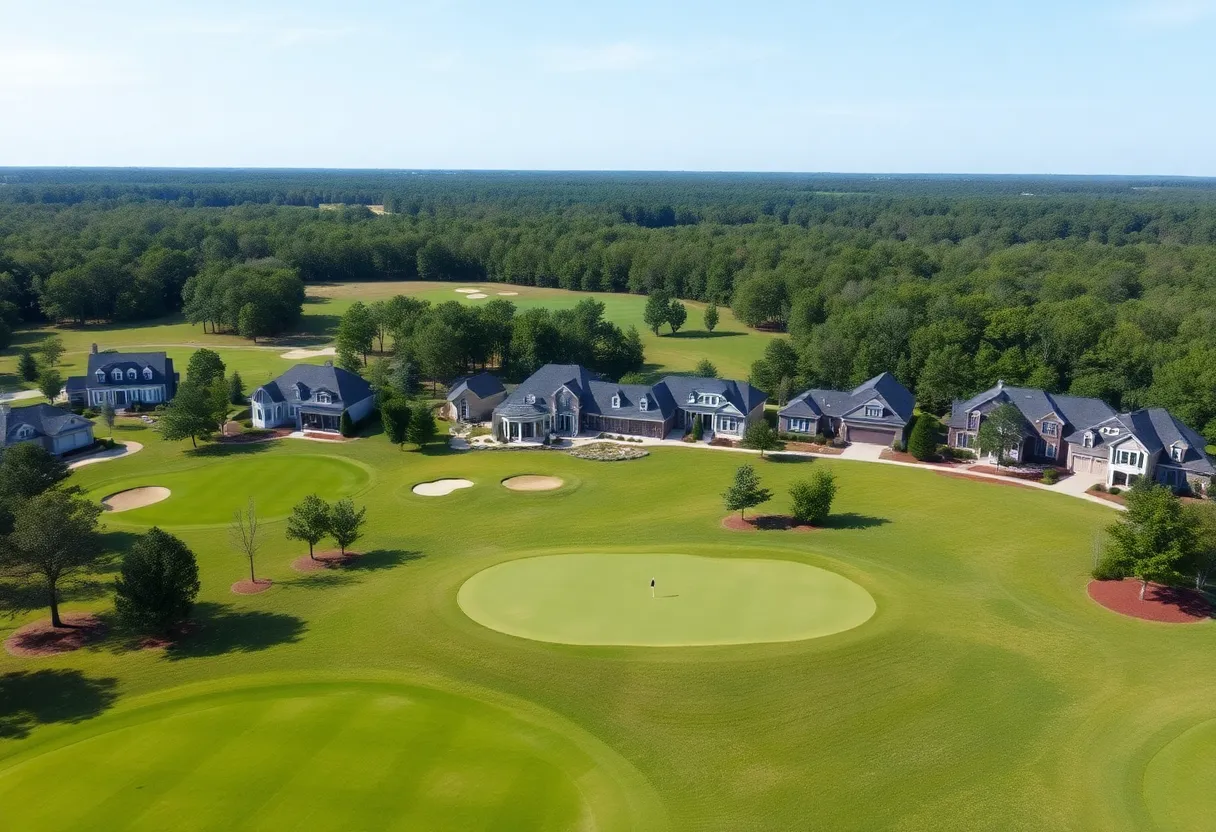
top-left (996, 379), bottom-right (1004, 389)
top-left (91, 343), bottom-right (99, 355)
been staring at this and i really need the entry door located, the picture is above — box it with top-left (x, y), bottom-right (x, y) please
top-left (558, 414), bottom-right (574, 434)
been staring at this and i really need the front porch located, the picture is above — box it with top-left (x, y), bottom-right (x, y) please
top-left (300, 409), bottom-right (342, 433)
top-left (497, 414), bottom-right (553, 443)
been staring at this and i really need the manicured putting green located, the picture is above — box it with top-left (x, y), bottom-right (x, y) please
top-left (458, 553), bottom-right (876, 646)
top-left (0, 682), bottom-right (638, 832)
top-left (88, 454), bottom-right (369, 526)
top-left (1142, 718), bottom-right (1216, 831)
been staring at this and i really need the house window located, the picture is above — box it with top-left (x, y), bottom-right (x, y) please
top-left (1046, 442), bottom-right (1057, 458)
top-left (639, 397), bottom-right (648, 411)
top-left (968, 411), bottom-right (980, 430)
top-left (143, 367), bottom-right (153, 380)
top-left (17, 425), bottom-right (33, 439)
top-left (864, 405), bottom-right (882, 418)
top-left (611, 395), bottom-right (620, 409)
top-left (1115, 449), bottom-right (1142, 467)
top-left (1083, 432), bottom-right (1094, 448)
top-left (718, 416), bottom-right (740, 432)
top-left (1041, 421), bottom-right (1058, 436)
top-left (111, 369), bottom-right (122, 381)
top-left (788, 418), bottom-right (811, 433)
top-left (1172, 446), bottom-right (1185, 462)
top-left (127, 369), bottom-right (137, 381)
top-left (317, 392), bottom-right (332, 404)
top-left (95, 371), bottom-right (105, 383)
top-left (956, 432), bottom-right (970, 448)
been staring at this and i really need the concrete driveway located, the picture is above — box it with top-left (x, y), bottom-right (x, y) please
top-left (838, 443), bottom-right (886, 462)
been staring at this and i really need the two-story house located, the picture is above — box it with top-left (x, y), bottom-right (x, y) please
top-left (1066, 408), bottom-right (1215, 495)
top-left (251, 363), bottom-right (376, 433)
top-left (778, 373), bottom-right (915, 446)
top-left (66, 346), bottom-right (179, 410)
top-left (947, 381), bottom-right (1115, 464)
top-left (491, 364), bottom-right (766, 443)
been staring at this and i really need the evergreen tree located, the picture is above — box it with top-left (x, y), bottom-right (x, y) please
top-left (114, 527), bottom-right (201, 634)
top-left (722, 464), bottom-right (772, 519)
top-left (694, 359), bottom-right (719, 378)
top-left (228, 372), bottom-right (245, 405)
top-left (381, 399), bottom-right (411, 447)
top-left (742, 421), bottom-right (780, 458)
top-left (339, 410), bottom-right (355, 437)
top-left (17, 349), bottom-right (38, 382)
top-left (406, 403), bottom-right (436, 448)
top-left (703, 302), bottom-right (719, 333)
top-left (907, 414), bottom-right (938, 461)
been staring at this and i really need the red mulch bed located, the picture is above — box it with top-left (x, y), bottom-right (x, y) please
top-left (219, 428), bottom-right (291, 444)
top-left (934, 471), bottom-right (1036, 490)
top-left (784, 442), bottom-right (844, 455)
top-left (971, 464), bottom-right (1069, 482)
top-left (721, 514), bottom-right (817, 532)
top-left (1087, 580), bottom-right (1215, 624)
top-left (880, 449), bottom-right (960, 466)
top-left (135, 620), bottom-right (202, 650)
top-left (1087, 489), bottom-right (1127, 506)
top-left (231, 579), bottom-right (274, 595)
top-left (303, 432), bottom-right (352, 442)
top-left (292, 550), bottom-right (360, 572)
top-left (4, 613), bottom-right (107, 657)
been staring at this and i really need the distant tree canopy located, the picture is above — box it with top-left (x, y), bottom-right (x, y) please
top-left (3, 171), bottom-right (1216, 437)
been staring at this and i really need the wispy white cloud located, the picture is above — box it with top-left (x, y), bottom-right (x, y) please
top-left (1119, 0), bottom-right (1216, 27)
top-left (146, 16), bottom-right (358, 48)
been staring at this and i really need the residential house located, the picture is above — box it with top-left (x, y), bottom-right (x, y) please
top-left (444, 372), bottom-right (506, 422)
top-left (1, 403), bottom-right (95, 456)
top-left (251, 363), bottom-right (376, 433)
top-left (779, 373), bottom-right (915, 446)
top-left (947, 381), bottom-right (1115, 464)
top-left (492, 364), bottom-right (766, 443)
top-left (1067, 408), bottom-right (1215, 495)
top-left (67, 346), bottom-right (179, 409)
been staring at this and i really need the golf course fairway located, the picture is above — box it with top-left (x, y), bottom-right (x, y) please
top-left (0, 681), bottom-right (649, 831)
top-left (458, 553), bottom-right (876, 646)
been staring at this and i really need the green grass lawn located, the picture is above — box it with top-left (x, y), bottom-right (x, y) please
top-left (458, 553), bottom-right (875, 646)
top-left (1, 426), bottom-right (1213, 830)
top-left (0, 282), bottom-right (779, 394)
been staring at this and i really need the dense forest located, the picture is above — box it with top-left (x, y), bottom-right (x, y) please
top-left (1, 169), bottom-right (1215, 440)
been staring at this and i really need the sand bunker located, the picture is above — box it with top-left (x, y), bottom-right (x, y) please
top-left (501, 475), bottom-right (564, 492)
top-left (497, 291), bottom-right (519, 296)
top-left (466, 293), bottom-right (488, 299)
top-left (454, 288), bottom-right (480, 294)
top-left (280, 346), bottom-right (336, 360)
top-left (102, 487), bottom-right (171, 512)
top-left (412, 478), bottom-right (474, 496)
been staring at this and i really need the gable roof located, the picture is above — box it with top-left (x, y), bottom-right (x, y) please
top-left (656, 376), bottom-right (766, 417)
top-left (1071, 408), bottom-right (1216, 474)
top-left (255, 364), bottom-right (373, 407)
top-left (86, 351), bottom-right (174, 385)
top-left (3, 403), bottom-right (93, 442)
top-left (949, 382), bottom-right (1115, 438)
top-left (782, 373), bottom-right (914, 427)
top-left (447, 372), bottom-right (506, 402)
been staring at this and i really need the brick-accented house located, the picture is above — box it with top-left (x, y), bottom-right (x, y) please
top-left (66, 346), bottom-right (179, 409)
top-left (778, 373), bottom-right (914, 446)
top-left (947, 381), bottom-right (1115, 464)
top-left (444, 372), bottom-right (506, 423)
top-left (1066, 408), bottom-right (1215, 495)
top-left (492, 364), bottom-right (766, 443)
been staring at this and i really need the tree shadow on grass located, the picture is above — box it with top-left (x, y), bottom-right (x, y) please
top-left (767, 453), bottom-right (815, 464)
top-left (114, 423), bottom-right (148, 433)
top-left (185, 441), bottom-right (273, 459)
top-left (162, 602), bottom-right (305, 661)
top-left (280, 571), bottom-right (359, 590)
top-left (821, 513), bottom-right (891, 530)
top-left (667, 330), bottom-right (746, 339)
top-left (347, 549), bottom-right (425, 572)
top-left (0, 670), bottom-right (119, 740)
top-left (418, 444), bottom-right (460, 458)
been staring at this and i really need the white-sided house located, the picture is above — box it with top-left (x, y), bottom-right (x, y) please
top-left (250, 363), bottom-right (376, 433)
top-left (67, 347), bottom-right (179, 410)
top-left (444, 372), bottom-right (506, 423)
top-left (1, 403), bottom-right (95, 456)
top-left (1066, 408), bottom-right (1215, 495)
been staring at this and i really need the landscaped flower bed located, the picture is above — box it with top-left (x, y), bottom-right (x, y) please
top-left (569, 442), bottom-right (649, 461)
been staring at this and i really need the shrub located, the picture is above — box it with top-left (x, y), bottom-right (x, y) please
top-left (339, 410), bottom-right (355, 438)
top-left (812, 433), bottom-right (828, 446)
top-left (114, 527), bottom-right (201, 634)
top-left (1041, 469), bottom-right (1060, 485)
top-left (1092, 552), bottom-right (1131, 581)
top-left (789, 469), bottom-right (837, 526)
top-left (891, 438), bottom-right (905, 453)
top-left (1091, 483), bottom-right (1107, 493)
top-left (692, 417), bottom-right (704, 441)
top-left (242, 419), bottom-right (253, 429)
top-left (1109, 486), bottom-right (1122, 495)
top-left (83, 407), bottom-right (98, 419)
top-left (907, 415), bottom-right (937, 461)
top-left (709, 437), bottom-right (736, 447)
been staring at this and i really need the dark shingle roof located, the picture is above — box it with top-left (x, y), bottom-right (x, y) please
top-left (3, 403), bottom-right (93, 442)
top-left (86, 351), bottom-right (174, 385)
top-left (782, 373), bottom-right (914, 427)
top-left (1073, 408), bottom-right (1216, 475)
top-left (447, 372), bottom-right (505, 402)
top-left (256, 364), bottom-right (373, 409)
top-left (949, 383), bottom-right (1115, 437)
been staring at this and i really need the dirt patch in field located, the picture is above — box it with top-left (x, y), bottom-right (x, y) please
top-left (280, 346), bottom-right (336, 360)
top-left (501, 475), bottom-right (564, 491)
top-left (721, 515), bottom-right (817, 532)
top-left (413, 478), bottom-right (474, 496)
top-left (4, 613), bottom-right (107, 657)
top-left (292, 550), bottom-right (360, 572)
top-left (934, 471), bottom-right (1035, 490)
top-left (1087, 580), bottom-right (1215, 623)
top-left (102, 486), bottom-right (171, 512)
top-left (231, 579), bottom-right (274, 595)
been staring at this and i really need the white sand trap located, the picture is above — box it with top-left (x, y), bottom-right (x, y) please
top-left (466, 293), bottom-right (488, 299)
top-left (501, 475), bottom-right (564, 492)
top-left (412, 478), bottom-right (474, 497)
top-left (280, 346), bottom-right (336, 360)
top-left (497, 291), bottom-right (519, 296)
top-left (454, 288), bottom-right (479, 294)
top-left (102, 486), bottom-right (171, 512)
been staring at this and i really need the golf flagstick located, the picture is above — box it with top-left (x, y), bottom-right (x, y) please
top-left (650, 578), bottom-right (655, 598)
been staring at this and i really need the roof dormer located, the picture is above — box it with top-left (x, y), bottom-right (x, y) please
top-left (611, 393), bottom-right (621, 409)
top-left (1171, 442), bottom-right (1188, 463)
top-left (142, 367), bottom-right (153, 380)
top-left (639, 395), bottom-right (649, 412)
top-left (95, 370), bottom-right (106, 384)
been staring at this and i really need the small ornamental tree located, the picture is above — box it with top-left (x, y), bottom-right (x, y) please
top-left (37, 369), bottom-right (62, 403)
top-left (228, 372), bottom-right (245, 405)
top-left (742, 421), bottom-right (780, 458)
top-left (643, 290), bottom-right (671, 336)
top-left (694, 359), bottom-right (719, 379)
top-left (114, 527), bottom-right (201, 634)
top-left (692, 415), bottom-right (704, 441)
top-left (406, 403), bottom-right (436, 449)
top-left (328, 498), bottom-right (366, 556)
top-left (39, 336), bottom-right (65, 369)
top-left (723, 464), bottom-right (772, 520)
top-left (285, 494), bottom-right (331, 560)
top-left (975, 403), bottom-right (1025, 465)
top-left (229, 497), bottom-right (261, 583)
top-left (1105, 481), bottom-right (1195, 600)
top-left (703, 302), bottom-right (719, 333)
top-left (339, 410), bottom-right (355, 438)
top-left (1184, 502), bottom-right (1216, 590)
top-left (789, 469), bottom-right (837, 526)
top-left (907, 414), bottom-right (937, 461)
top-left (99, 400), bottom-right (116, 437)
top-left (17, 349), bottom-right (38, 382)
top-left (381, 399), bottom-right (412, 447)
top-left (667, 299), bottom-right (687, 334)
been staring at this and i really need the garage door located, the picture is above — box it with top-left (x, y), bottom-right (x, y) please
top-left (1075, 455), bottom-right (1106, 475)
top-left (847, 426), bottom-right (897, 446)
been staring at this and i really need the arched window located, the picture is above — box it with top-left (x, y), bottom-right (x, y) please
top-left (95, 371), bottom-right (106, 383)
top-left (127, 369), bottom-right (137, 381)
top-left (611, 395), bottom-right (620, 409)
top-left (142, 367), bottom-right (153, 380)
top-left (639, 397), bottom-right (648, 411)
top-left (111, 369), bottom-right (122, 381)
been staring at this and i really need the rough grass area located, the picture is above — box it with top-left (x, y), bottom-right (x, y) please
top-left (2, 424), bottom-right (1209, 830)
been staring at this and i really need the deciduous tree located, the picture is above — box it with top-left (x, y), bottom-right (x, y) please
top-left (742, 421), bottom-right (780, 458)
top-left (723, 464), bottom-right (772, 519)
top-left (975, 403), bottom-right (1025, 464)
top-left (285, 495), bottom-right (331, 560)
top-left (328, 499), bottom-right (366, 556)
top-left (1105, 482), bottom-right (1195, 600)
top-left (789, 469), bottom-right (837, 526)
top-left (229, 497), bottom-right (261, 583)
top-left (703, 302), bottom-right (719, 333)
top-left (36, 369), bottom-right (62, 404)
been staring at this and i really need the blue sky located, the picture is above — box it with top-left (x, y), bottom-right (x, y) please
top-left (2, 0), bottom-right (1213, 173)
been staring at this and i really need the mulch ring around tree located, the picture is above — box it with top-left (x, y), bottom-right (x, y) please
top-left (1087, 579), bottom-right (1215, 624)
top-left (231, 579), bottom-right (274, 595)
top-left (292, 551), bottom-right (361, 572)
top-left (134, 620), bottom-right (203, 651)
top-left (721, 515), bottom-right (817, 532)
top-left (4, 612), bottom-right (108, 658)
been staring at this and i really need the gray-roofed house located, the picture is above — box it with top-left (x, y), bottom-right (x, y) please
top-left (491, 363), bottom-right (766, 443)
top-left (947, 381), bottom-right (1116, 465)
top-left (66, 346), bottom-right (179, 410)
top-left (250, 363), bottom-right (376, 433)
top-left (1, 403), bottom-right (95, 456)
top-left (444, 372), bottom-right (506, 422)
top-left (1066, 407), bottom-right (1215, 495)
top-left (779, 373), bottom-right (915, 446)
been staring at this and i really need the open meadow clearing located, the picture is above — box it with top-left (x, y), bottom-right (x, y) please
top-left (2, 423), bottom-right (1214, 830)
